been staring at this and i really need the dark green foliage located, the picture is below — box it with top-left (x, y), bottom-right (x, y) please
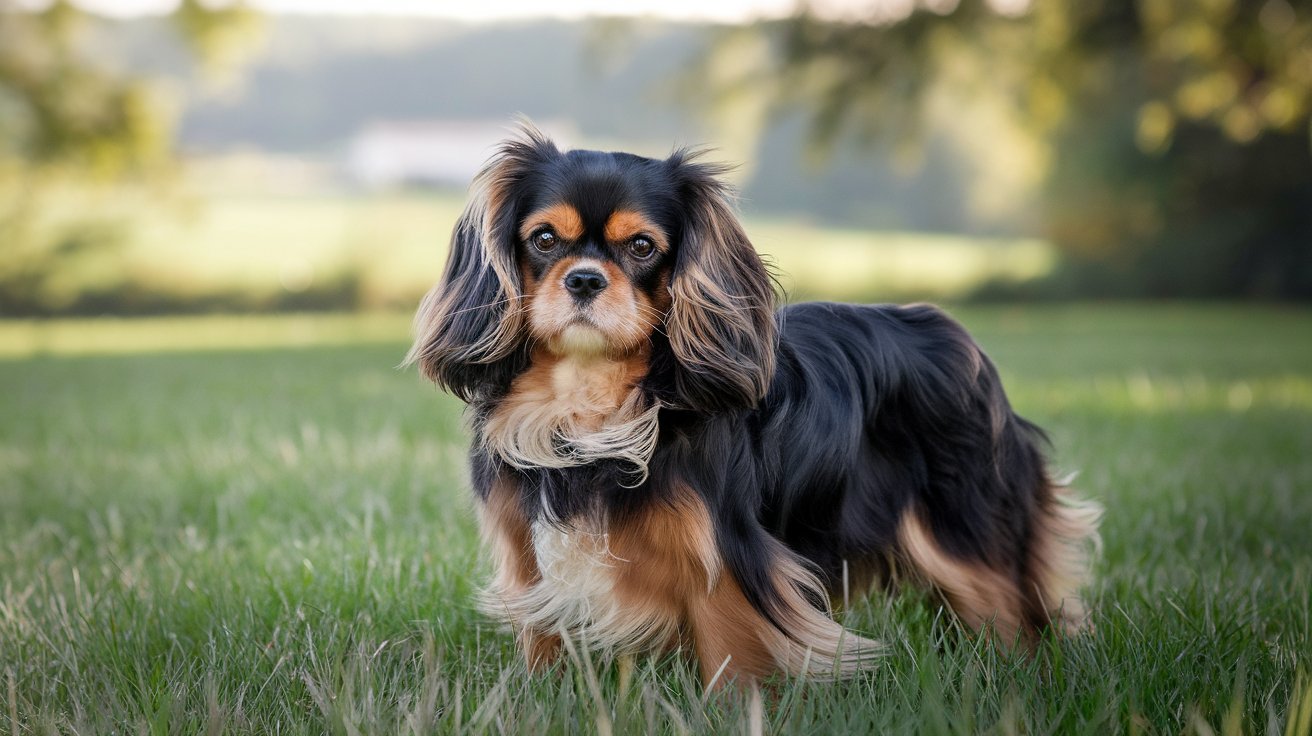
top-left (0, 0), bottom-right (260, 317)
top-left (752, 0), bottom-right (1312, 298)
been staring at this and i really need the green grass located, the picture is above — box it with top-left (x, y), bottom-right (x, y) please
top-left (2, 305), bottom-right (1311, 734)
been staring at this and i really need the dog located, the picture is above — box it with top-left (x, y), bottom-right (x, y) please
top-left (407, 124), bottom-right (1101, 688)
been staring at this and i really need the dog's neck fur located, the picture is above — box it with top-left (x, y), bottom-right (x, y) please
top-left (480, 346), bottom-right (660, 479)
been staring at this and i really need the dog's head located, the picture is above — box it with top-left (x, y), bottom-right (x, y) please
top-left (407, 124), bottom-right (777, 410)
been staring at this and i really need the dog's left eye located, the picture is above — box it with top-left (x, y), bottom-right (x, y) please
top-left (629, 236), bottom-right (655, 259)
top-left (531, 230), bottom-right (558, 252)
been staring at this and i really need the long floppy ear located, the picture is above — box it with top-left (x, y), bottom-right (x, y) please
top-left (405, 125), bottom-right (558, 401)
top-left (664, 150), bottom-right (778, 411)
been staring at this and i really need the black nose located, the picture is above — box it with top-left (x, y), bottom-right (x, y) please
top-left (563, 268), bottom-right (608, 300)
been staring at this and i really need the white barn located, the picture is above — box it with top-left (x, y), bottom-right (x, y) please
top-left (346, 119), bottom-right (577, 188)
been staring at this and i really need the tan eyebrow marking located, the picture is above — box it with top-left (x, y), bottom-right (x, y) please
top-left (604, 210), bottom-right (668, 252)
top-left (520, 203), bottom-right (585, 242)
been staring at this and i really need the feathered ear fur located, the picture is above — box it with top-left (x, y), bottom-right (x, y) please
top-left (405, 125), bottom-right (558, 401)
top-left (664, 151), bottom-right (778, 410)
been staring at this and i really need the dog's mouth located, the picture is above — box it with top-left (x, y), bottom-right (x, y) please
top-left (556, 307), bottom-right (601, 332)
top-left (566, 306), bottom-right (596, 322)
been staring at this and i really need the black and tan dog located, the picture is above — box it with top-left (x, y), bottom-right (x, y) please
top-left (408, 124), bottom-right (1101, 688)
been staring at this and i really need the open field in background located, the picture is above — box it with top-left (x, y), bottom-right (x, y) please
top-left (2, 305), bottom-right (1311, 733)
top-left (26, 188), bottom-right (1054, 314)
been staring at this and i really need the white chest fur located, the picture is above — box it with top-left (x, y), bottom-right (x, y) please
top-left (530, 518), bottom-right (620, 620)
top-left (490, 516), bottom-right (675, 654)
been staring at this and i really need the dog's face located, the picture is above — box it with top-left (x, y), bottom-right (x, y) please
top-left (513, 151), bottom-right (679, 358)
top-left (408, 125), bottom-right (778, 410)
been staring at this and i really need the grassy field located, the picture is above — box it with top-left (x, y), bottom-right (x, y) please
top-left (2, 305), bottom-right (1311, 734)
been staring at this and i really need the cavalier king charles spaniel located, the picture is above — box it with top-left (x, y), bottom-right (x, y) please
top-left (407, 124), bottom-right (1101, 688)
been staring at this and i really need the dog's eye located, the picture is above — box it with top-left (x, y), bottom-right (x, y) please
top-left (629, 236), bottom-right (655, 259)
top-left (531, 230), bottom-right (558, 253)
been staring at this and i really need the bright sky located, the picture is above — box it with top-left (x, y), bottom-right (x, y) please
top-left (68, 0), bottom-right (804, 22)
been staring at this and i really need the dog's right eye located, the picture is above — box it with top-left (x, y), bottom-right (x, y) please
top-left (531, 230), bottom-right (558, 253)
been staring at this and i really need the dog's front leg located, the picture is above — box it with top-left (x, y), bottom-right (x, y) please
top-left (476, 476), bottom-right (562, 672)
top-left (672, 498), bottom-right (882, 688)
top-left (605, 489), bottom-right (778, 689)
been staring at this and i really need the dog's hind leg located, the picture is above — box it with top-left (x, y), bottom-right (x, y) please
top-left (897, 510), bottom-right (1031, 647)
top-left (897, 479), bottom-right (1101, 647)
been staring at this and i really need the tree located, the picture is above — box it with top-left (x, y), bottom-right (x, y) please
top-left (0, 0), bottom-right (260, 315)
top-left (726, 0), bottom-right (1312, 298)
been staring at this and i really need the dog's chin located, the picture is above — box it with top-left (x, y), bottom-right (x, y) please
top-left (545, 322), bottom-right (616, 358)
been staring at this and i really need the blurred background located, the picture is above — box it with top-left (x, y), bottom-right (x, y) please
top-left (4, 4), bottom-right (1312, 730)
top-left (1, 0), bottom-right (1309, 327)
